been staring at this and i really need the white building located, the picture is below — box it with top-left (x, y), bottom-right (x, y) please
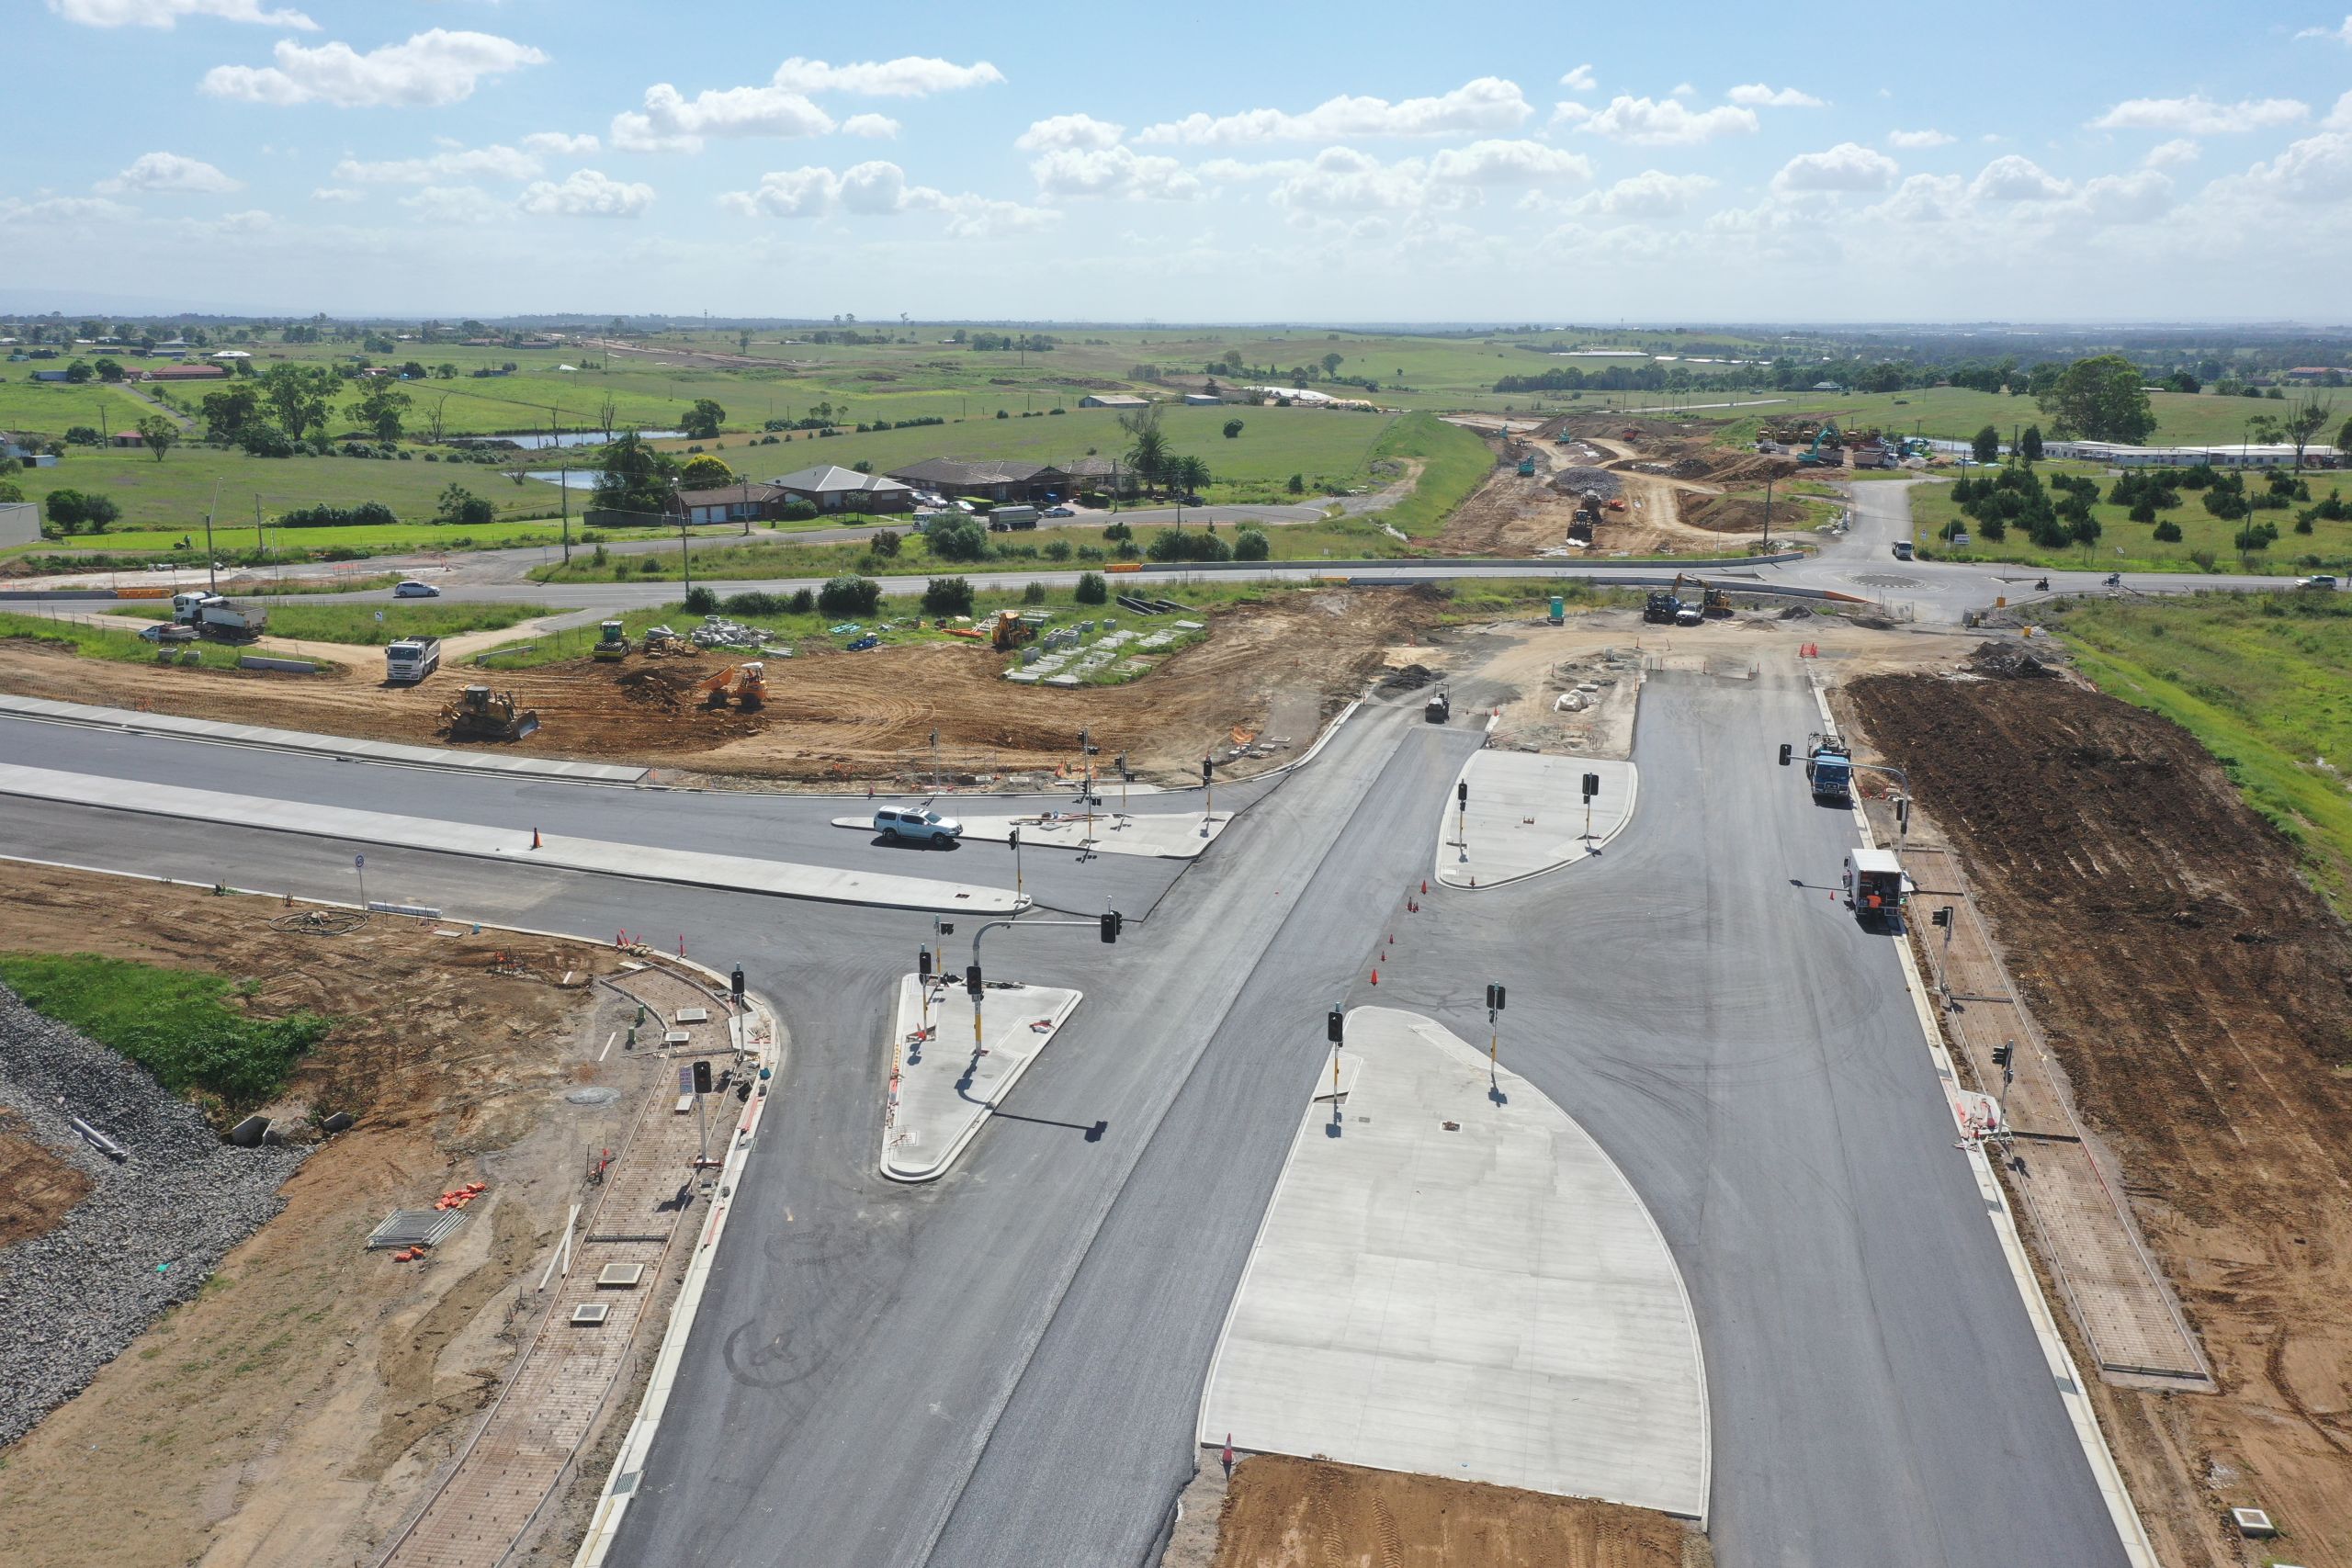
top-left (2052, 440), bottom-right (2341, 470)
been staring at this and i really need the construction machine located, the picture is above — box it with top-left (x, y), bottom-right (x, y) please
top-left (591, 620), bottom-right (630, 661)
top-left (441, 685), bottom-right (539, 742)
top-left (170, 592), bottom-right (266, 642)
top-left (1516, 454), bottom-right (1537, 477)
top-left (1643, 589), bottom-right (1681, 625)
top-left (697, 661), bottom-right (766, 709)
top-left (1671, 573), bottom-right (1733, 617)
top-left (990, 614), bottom-right (1036, 653)
top-left (1796, 423), bottom-right (1845, 468)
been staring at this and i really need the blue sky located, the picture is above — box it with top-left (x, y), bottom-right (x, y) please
top-left (11, 0), bottom-right (2352, 321)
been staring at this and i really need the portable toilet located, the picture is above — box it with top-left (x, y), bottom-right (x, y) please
top-left (1548, 594), bottom-right (1566, 625)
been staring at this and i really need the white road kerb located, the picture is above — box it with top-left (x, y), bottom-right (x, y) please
top-left (0, 763), bottom-right (1023, 914)
top-left (1434, 751), bottom-right (1639, 890)
top-left (880, 974), bottom-right (1082, 1182)
top-left (831, 810), bottom-right (1231, 860)
top-left (1197, 1007), bottom-right (1709, 1520)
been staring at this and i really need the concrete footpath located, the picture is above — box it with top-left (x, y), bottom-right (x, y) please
top-left (0, 764), bottom-right (1023, 915)
top-left (0, 693), bottom-right (650, 784)
top-left (1436, 752), bottom-right (1638, 889)
top-left (1196, 1007), bottom-right (1708, 1519)
top-left (882, 974), bottom-right (1082, 1180)
top-left (832, 807), bottom-right (1231, 860)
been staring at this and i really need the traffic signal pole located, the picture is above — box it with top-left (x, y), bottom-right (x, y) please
top-left (961, 908), bottom-right (1125, 1062)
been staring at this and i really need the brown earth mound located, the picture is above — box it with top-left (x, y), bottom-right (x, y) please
top-left (0, 1113), bottom-right (94, 1247)
top-left (1842, 672), bottom-right (2352, 1568)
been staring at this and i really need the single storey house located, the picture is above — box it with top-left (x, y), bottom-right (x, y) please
top-left (769, 463), bottom-right (915, 513)
top-left (885, 457), bottom-right (1074, 505)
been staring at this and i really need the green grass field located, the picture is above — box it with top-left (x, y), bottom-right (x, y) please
top-left (2046, 591), bottom-right (2352, 908)
top-left (104, 599), bottom-right (558, 645)
top-left (0, 951), bottom-right (327, 1110)
top-left (1356, 412), bottom-right (1493, 538)
top-left (1908, 472), bottom-right (2352, 574)
top-left (1713, 386), bottom-right (2325, 450)
top-left (0, 378), bottom-right (154, 438)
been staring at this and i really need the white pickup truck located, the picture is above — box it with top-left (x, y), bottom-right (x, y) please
top-left (385, 637), bottom-right (442, 683)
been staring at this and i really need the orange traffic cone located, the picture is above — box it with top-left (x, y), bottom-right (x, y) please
top-left (1420, 880), bottom-right (1428, 895)
top-left (532, 827), bottom-right (542, 849)
top-left (1370, 966), bottom-right (1379, 985)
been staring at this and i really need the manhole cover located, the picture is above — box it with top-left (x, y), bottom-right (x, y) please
top-left (1847, 572), bottom-right (1923, 588)
top-left (566, 1087), bottom-right (622, 1106)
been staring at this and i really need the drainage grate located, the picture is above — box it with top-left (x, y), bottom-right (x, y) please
top-left (596, 1262), bottom-right (647, 1289)
top-left (367, 1209), bottom-right (467, 1251)
top-left (675, 1007), bottom-right (709, 1024)
top-left (570, 1302), bottom-right (612, 1325)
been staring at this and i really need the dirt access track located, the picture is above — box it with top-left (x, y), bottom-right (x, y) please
top-left (1436, 415), bottom-right (1804, 559)
top-left (1841, 669), bottom-right (2352, 1568)
top-left (0, 590), bottom-right (1439, 787)
top-left (0, 865), bottom-right (636, 1568)
top-left (1162, 1454), bottom-right (1702, 1568)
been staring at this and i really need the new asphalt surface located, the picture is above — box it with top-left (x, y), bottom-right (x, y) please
top-left (0, 662), bottom-right (2132, 1566)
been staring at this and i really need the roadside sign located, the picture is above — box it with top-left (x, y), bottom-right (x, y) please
top-left (354, 853), bottom-right (365, 869)
top-left (677, 1064), bottom-right (694, 1096)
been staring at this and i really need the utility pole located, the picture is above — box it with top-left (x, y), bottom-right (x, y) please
top-left (676, 486), bottom-right (694, 602)
top-left (1202, 755), bottom-right (1215, 837)
top-left (1456, 776), bottom-right (1469, 863)
top-left (1323, 1005), bottom-right (1346, 1131)
top-left (1761, 475), bottom-right (1773, 551)
top-left (931, 727), bottom-right (941, 792)
top-left (553, 412), bottom-right (571, 565)
top-left (1485, 983), bottom-right (1505, 1076)
top-left (1009, 827), bottom-right (1022, 902)
top-left (204, 479), bottom-right (220, 594)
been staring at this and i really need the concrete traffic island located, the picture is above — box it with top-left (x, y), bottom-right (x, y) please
top-left (1435, 752), bottom-right (1638, 890)
top-left (1197, 1007), bottom-right (1708, 1520)
top-left (831, 808), bottom-right (1232, 860)
top-left (881, 973), bottom-right (1082, 1181)
top-left (0, 763), bottom-right (1024, 914)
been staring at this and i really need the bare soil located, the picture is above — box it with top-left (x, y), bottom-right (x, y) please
top-left (0, 1112), bottom-right (93, 1247)
top-left (0, 865), bottom-right (632, 1568)
top-left (1842, 671), bottom-right (2352, 1568)
top-left (1181, 1454), bottom-right (1697, 1568)
top-left (0, 591), bottom-right (1439, 788)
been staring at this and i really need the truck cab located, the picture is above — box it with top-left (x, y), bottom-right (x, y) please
top-left (1805, 739), bottom-right (1853, 803)
top-left (385, 637), bottom-right (442, 683)
top-left (1891, 540), bottom-right (1914, 561)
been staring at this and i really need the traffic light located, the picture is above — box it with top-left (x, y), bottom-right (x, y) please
top-left (1779, 742), bottom-right (1792, 766)
top-left (1008, 827), bottom-right (1020, 852)
top-left (730, 964), bottom-right (745, 999)
top-left (1202, 756), bottom-right (1214, 783)
top-left (1581, 773), bottom-right (1600, 800)
top-left (1894, 796), bottom-right (1911, 829)
top-left (965, 963), bottom-right (983, 998)
top-left (1485, 983), bottom-right (1506, 1011)
top-left (1326, 1006), bottom-right (1344, 1043)
top-left (919, 948), bottom-right (933, 979)
top-left (1100, 910), bottom-right (1123, 942)
top-left (1456, 779), bottom-right (1468, 807)
top-left (1931, 907), bottom-right (1952, 928)
top-left (1116, 752), bottom-right (1129, 780)
top-left (692, 1059), bottom-right (713, 1096)
top-left (1991, 1042), bottom-right (2013, 1069)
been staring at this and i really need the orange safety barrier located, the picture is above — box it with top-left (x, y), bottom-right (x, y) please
top-left (116, 586), bottom-right (174, 600)
top-left (1105, 562), bottom-right (1143, 573)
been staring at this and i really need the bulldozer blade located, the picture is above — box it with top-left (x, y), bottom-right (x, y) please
top-left (514, 713), bottom-right (541, 739)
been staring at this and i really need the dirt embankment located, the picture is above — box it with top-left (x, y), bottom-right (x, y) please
top-left (0, 867), bottom-right (628, 1568)
top-left (0, 592), bottom-right (1436, 787)
top-left (0, 1109), bottom-right (93, 1247)
top-left (1842, 671), bottom-right (2352, 1568)
top-left (1179, 1455), bottom-right (1696, 1568)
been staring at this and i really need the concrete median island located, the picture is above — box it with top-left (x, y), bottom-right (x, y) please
top-left (881, 973), bottom-right (1082, 1181)
top-left (1435, 752), bottom-right (1637, 890)
top-left (832, 807), bottom-right (1231, 860)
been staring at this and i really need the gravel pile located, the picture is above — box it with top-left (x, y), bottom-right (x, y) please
top-left (1547, 467), bottom-right (1623, 499)
top-left (0, 986), bottom-right (307, 1446)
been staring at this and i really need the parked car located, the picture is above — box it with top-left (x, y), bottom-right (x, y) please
top-left (2297, 574), bottom-right (2339, 590)
top-left (1179, 492), bottom-right (1205, 506)
top-left (1045, 505), bottom-right (1074, 518)
top-left (393, 580), bottom-right (441, 598)
top-left (138, 622), bottom-right (197, 644)
top-left (873, 806), bottom-right (963, 844)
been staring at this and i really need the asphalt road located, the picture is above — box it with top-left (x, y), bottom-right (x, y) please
top-left (0, 667), bottom-right (2132, 1566)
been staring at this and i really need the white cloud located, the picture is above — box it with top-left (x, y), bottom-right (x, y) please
top-left (2090, 95), bottom-right (2307, 133)
top-left (96, 151), bottom-right (243, 194)
top-left (522, 130), bottom-right (600, 156)
top-left (1575, 96), bottom-right (1758, 145)
top-left (0, 196), bottom-right (138, 226)
top-left (1887, 128), bottom-right (1954, 148)
top-left (517, 169), bottom-right (655, 218)
top-left (1549, 101), bottom-right (1591, 128)
top-left (335, 143), bottom-right (539, 183)
top-left (1868, 172), bottom-right (1969, 224)
top-left (1668, 83), bottom-right (1695, 99)
top-left (311, 186), bottom-right (361, 202)
top-left (401, 185), bottom-right (505, 224)
top-left (1136, 77), bottom-right (1532, 144)
top-left (1258, 140), bottom-right (1588, 212)
top-left (768, 56), bottom-right (1004, 96)
top-left (720, 160), bottom-right (1056, 238)
top-left (841, 113), bottom-right (900, 139)
top-left (1971, 154), bottom-right (2073, 201)
top-left (1589, 169), bottom-right (1715, 216)
top-left (1427, 139), bottom-right (1591, 184)
top-left (47, 0), bottom-right (314, 29)
top-left (2221, 130), bottom-right (2352, 204)
top-left (200, 28), bottom-right (545, 107)
top-left (1727, 83), bottom-right (1825, 107)
top-left (2330, 90), bottom-right (2352, 130)
top-left (1773, 141), bottom-right (1898, 193)
top-left (1016, 113), bottom-right (1125, 152)
top-left (1030, 145), bottom-right (1200, 201)
top-left (2074, 169), bottom-right (2174, 224)
top-left (2294, 14), bottom-right (2351, 43)
top-left (612, 82), bottom-right (833, 153)
top-left (1559, 63), bottom-right (1596, 92)
top-left (2143, 137), bottom-right (2199, 167)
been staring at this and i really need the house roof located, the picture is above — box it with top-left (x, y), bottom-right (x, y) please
top-left (886, 457), bottom-right (1069, 487)
top-left (771, 463), bottom-right (912, 494)
top-left (673, 482), bottom-right (787, 508)
top-left (1062, 456), bottom-right (1126, 478)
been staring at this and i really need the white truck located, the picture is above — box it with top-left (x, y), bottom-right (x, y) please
top-left (988, 504), bottom-right (1040, 531)
top-left (170, 592), bottom-right (266, 641)
top-left (385, 637), bottom-right (442, 683)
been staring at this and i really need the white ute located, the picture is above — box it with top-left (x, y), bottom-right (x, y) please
top-left (873, 806), bottom-right (963, 844)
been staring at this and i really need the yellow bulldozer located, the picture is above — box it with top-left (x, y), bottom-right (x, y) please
top-left (697, 660), bottom-right (766, 709)
top-left (441, 684), bottom-right (540, 741)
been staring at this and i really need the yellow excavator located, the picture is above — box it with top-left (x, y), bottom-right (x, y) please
top-left (441, 685), bottom-right (540, 741)
top-left (1671, 573), bottom-right (1734, 617)
top-left (697, 660), bottom-right (766, 709)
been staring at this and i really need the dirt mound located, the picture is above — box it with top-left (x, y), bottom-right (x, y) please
top-left (1840, 672), bottom-right (2352, 1565)
top-left (616, 665), bottom-right (699, 711)
top-left (1962, 639), bottom-right (2057, 678)
top-left (1376, 662), bottom-right (1438, 694)
top-left (1777, 604), bottom-right (1815, 620)
top-left (1677, 495), bottom-right (1773, 534)
top-left (1548, 467), bottom-right (1623, 498)
top-left (0, 1115), bottom-right (93, 1247)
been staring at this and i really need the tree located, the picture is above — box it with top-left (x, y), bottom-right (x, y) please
top-left (1119, 403), bottom-right (1170, 492)
top-left (1073, 570), bottom-right (1108, 604)
top-left (1971, 424), bottom-right (1999, 465)
top-left (1285, 472), bottom-right (1305, 494)
top-left (677, 455), bottom-right (735, 488)
top-left (135, 415), bottom-right (178, 462)
top-left (1233, 525), bottom-right (1270, 560)
top-left (683, 398), bottom-right (726, 439)
top-left (94, 358), bottom-right (123, 383)
top-left (63, 359), bottom-right (93, 384)
top-left (921, 577), bottom-right (974, 616)
top-left (868, 528), bottom-right (901, 558)
top-left (1170, 454), bottom-right (1211, 495)
top-left (0, 479), bottom-right (20, 505)
top-left (927, 520), bottom-right (989, 562)
top-left (434, 362), bottom-right (458, 379)
top-left (2284, 394), bottom-right (2334, 473)
top-left (2153, 519), bottom-right (2183, 542)
top-left (259, 362), bottom-right (341, 444)
top-left (2165, 370), bottom-right (2199, 394)
top-left (419, 394), bottom-right (448, 446)
top-left (1321, 352), bottom-right (1343, 378)
top-left (592, 431), bottom-right (677, 520)
top-left (2245, 413), bottom-right (2282, 447)
top-left (2019, 425), bottom-right (2045, 464)
top-left (2233, 520), bottom-right (2278, 555)
top-left (350, 378), bottom-right (411, 443)
top-left (435, 484), bottom-right (494, 525)
top-left (2036, 354), bottom-right (2156, 444)
top-left (200, 384), bottom-right (261, 443)
top-left (44, 490), bottom-right (88, 534)
top-left (818, 575), bottom-right (881, 617)
top-left (1223, 418), bottom-right (1245, 439)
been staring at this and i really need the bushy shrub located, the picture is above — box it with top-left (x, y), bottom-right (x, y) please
top-left (777, 500), bottom-right (820, 522)
top-left (1073, 570), bottom-right (1108, 604)
top-left (1022, 581), bottom-right (1047, 604)
top-left (819, 574), bottom-right (881, 617)
top-left (1147, 527), bottom-right (1232, 563)
top-left (1233, 526), bottom-right (1270, 560)
top-left (722, 592), bottom-right (788, 615)
top-left (928, 520), bottom-right (989, 562)
top-left (683, 585), bottom-right (719, 615)
top-left (922, 577), bottom-right (974, 616)
top-left (787, 588), bottom-right (815, 614)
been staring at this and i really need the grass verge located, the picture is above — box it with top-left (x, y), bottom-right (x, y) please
top-left (2046, 590), bottom-right (2352, 908)
top-left (1356, 412), bottom-right (1493, 537)
top-left (104, 600), bottom-right (560, 646)
top-left (0, 609), bottom-right (249, 669)
top-left (0, 952), bottom-right (328, 1111)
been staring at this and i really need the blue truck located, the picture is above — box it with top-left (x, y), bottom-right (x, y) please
top-left (1805, 737), bottom-right (1853, 803)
